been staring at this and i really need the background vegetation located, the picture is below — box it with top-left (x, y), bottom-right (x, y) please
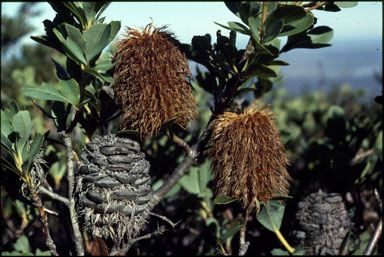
top-left (1, 2), bottom-right (382, 256)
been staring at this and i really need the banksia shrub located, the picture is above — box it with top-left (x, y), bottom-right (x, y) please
top-left (75, 135), bottom-right (152, 244)
top-left (294, 190), bottom-right (353, 255)
top-left (113, 23), bottom-right (198, 138)
top-left (210, 105), bottom-right (290, 211)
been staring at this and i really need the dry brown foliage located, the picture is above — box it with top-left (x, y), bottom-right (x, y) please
top-left (210, 104), bottom-right (291, 211)
top-left (113, 22), bottom-right (198, 138)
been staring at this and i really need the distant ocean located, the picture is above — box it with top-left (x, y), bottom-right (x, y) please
top-left (190, 38), bottom-right (382, 102)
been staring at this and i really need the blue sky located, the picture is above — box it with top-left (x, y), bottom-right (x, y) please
top-left (2, 2), bottom-right (382, 98)
top-left (2, 2), bottom-right (382, 47)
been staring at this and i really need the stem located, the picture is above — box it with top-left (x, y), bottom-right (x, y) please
top-left (259, 1), bottom-right (270, 43)
top-left (58, 131), bottom-right (84, 256)
top-left (238, 208), bottom-right (250, 255)
top-left (269, 215), bottom-right (295, 254)
top-left (30, 189), bottom-right (58, 256)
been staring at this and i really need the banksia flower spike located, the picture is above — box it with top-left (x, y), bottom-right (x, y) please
top-left (210, 104), bottom-right (291, 211)
top-left (113, 22), bottom-right (198, 138)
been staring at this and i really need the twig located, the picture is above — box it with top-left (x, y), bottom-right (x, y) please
top-left (363, 219), bottom-right (382, 255)
top-left (38, 186), bottom-right (70, 206)
top-left (30, 189), bottom-right (58, 256)
top-left (374, 188), bottom-right (382, 212)
top-left (351, 149), bottom-right (374, 165)
top-left (305, 1), bottom-right (327, 12)
top-left (109, 225), bottom-right (167, 256)
top-left (150, 212), bottom-right (181, 230)
top-left (43, 207), bottom-right (59, 216)
top-left (166, 129), bottom-right (192, 155)
top-left (58, 131), bottom-right (84, 256)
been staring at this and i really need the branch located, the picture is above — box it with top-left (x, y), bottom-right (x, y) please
top-left (58, 131), bottom-right (84, 256)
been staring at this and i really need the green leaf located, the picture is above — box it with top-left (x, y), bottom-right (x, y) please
top-left (224, 2), bottom-right (242, 17)
top-left (50, 58), bottom-right (69, 80)
top-left (214, 22), bottom-right (250, 36)
top-left (280, 26), bottom-right (333, 53)
top-left (269, 60), bottom-right (289, 66)
top-left (84, 67), bottom-right (114, 83)
top-left (264, 19), bottom-right (284, 42)
top-left (214, 195), bottom-right (240, 205)
top-left (264, 5), bottom-right (313, 38)
top-left (35, 249), bottom-right (52, 256)
top-left (249, 16), bottom-right (260, 42)
top-left (63, 2), bottom-right (87, 28)
top-left (57, 79), bottom-right (80, 106)
top-left (227, 21), bottom-right (251, 35)
top-left (179, 168), bottom-right (200, 195)
top-left (13, 235), bottom-right (30, 253)
top-left (256, 201), bottom-right (285, 232)
top-left (239, 2), bottom-right (261, 24)
top-left (338, 230), bottom-right (351, 255)
top-left (63, 23), bottom-right (86, 50)
top-left (95, 2), bottom-right (111, 20)
top-left (106, 21), bottom-right (121, 46)
top-left (308, 26), bottom-right (334, 44)
top-left (1, 156), bottom-right (22, 176)
top-left (9, 101), bottom-right (20, 117)
top-left (219, 221), bottom-right (244, 243)
top-left (271, 248), bottom-right (290, 255)
top-left (334, 2), bottom-right (358, 8)
top-left (279, 12), bottom-right (314, 37)
top-left (197, 160), bottom-right (212, 195)
top-left (12, 111), bottom-right (32, 140)
top-left (246, 64), bottom-right (278, 79)
top-left (1, 110), bottom-right (13, 136)
top-left (53, 28), bottom-right (87, 65)
top-left (26, 133), bottom-right (44, 172)
top-left (1, 128), bottom-right (13, 153)
top-left (83, 23), bottom-right (111, 63)
top-left (23, 83), bottom-right (72, 103)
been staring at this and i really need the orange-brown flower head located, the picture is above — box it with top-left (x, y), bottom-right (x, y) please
top-left (210, 104), bottom-right (291, 211)
top-left (113, 22), bottom-right (198, 138)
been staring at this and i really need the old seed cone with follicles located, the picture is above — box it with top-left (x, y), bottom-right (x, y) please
top-left (210, 104), bottom-right (291, 211)
top-left (112, 22), bottom-right (198, 138)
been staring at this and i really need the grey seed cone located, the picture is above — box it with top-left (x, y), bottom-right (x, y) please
top-left (75, 134), bottom-right (152, 243)
top-left (294, 189), bottom-right (353, 255)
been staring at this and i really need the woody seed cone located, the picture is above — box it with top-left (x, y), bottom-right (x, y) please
top-left (210, 105), bottom-right (291, 211)
top-left (113, 23), bottom-right (198, 138)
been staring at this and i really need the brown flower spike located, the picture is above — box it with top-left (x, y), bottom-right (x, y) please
top-left (210, 104), bottom-right (291, 211)
top-left (113, 22), bottom-right (198, 138)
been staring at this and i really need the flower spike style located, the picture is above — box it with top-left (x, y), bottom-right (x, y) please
top-left (113, 22), bottom-right (198, 138)
top-left (210, 104), bottom-right (291, 211)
